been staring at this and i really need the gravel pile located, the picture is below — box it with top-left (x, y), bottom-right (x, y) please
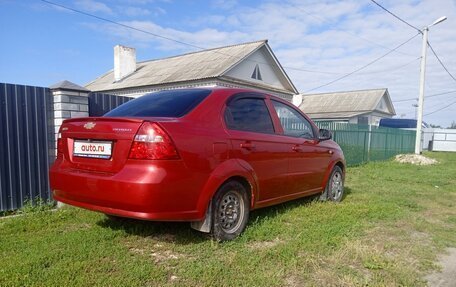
top-left (394, 154), bottom-right (438, 165)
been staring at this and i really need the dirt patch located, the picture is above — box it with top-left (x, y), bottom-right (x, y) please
top-left (128, 246), bottom-right (182, 263)
top-left (395, 154), bottom-right (438, 165)
top-left (248, 238), bottom-right (283, 250)
top-left (285, 274), bottom-right (305, 287)
top-left (425, 248), bottom-right (456, 287)
top-left (148, 233), bottom-right (176, 242)
top-left (124, 236), bottom-right (186, 264)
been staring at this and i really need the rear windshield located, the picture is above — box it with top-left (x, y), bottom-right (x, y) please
top-left (104, 89), bottom-right (211, 117)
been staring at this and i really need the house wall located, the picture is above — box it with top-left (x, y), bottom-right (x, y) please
top-left (349, 112), bottom-right (393, 126)
top-left (224, 47), bottom-right (284, 90)
top-left (370, 111), bottom-right (394, 126)
top-left (424, 128), bottom-right (456, 152)
top-left (348, 117), bottom-right (358, 124)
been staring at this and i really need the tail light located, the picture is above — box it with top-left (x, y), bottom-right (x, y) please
top-left (129, 122), bottom-right (179, 160)
top-left (57, 129), bottom-right (64, 155)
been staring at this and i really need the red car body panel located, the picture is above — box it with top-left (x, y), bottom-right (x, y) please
top-left (49, 88), bottom-right (345, 221)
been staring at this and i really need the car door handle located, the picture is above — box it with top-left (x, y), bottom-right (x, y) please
top-left (292, 145), bottom-right (303, 152)
top-left (240, 142), bottom-right (255, 149)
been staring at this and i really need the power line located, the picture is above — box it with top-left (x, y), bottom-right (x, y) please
top-left (429, 91), bottom-right (455, 100)
top-left (39, 0), bottom-right (431, 89)
top-left (427, 41), bottom-right (456, 83)
top-left (307, 57), bottom-right (419, 86)
top-left (369, 0), bottom-right (422, 33)
top-left (424, 99), bottom-right (456, 116)
top-left (393, 90), bottom-right (456, 103)
top-left (359, 56), bottom-right (420, 75)
top-left (293, 4), bottom-right (417, 58)
top-left (300, 57), bottom-right (421, 84)
top-left (303, 33), bottom-right (420, 93)
top-left (393, 98), bottom-right (417, 103)
top-left (274, 66), bottom-right (340, 75)
top-left (426, 100), bottom-right (451, 111)
top-left (40, 0), bottom-right (346, 76)
top-left (40, 0), bottom-right (208, 50)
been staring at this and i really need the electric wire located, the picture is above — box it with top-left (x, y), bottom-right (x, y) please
top-left (427, 41), bottom-right (456, 83)
top-left (40, 0), bottom-right (344, 76)
top-left (292, 3), bottom-right (417, 58)
top-left (303, 33), bottom-right (420, 93)
top-left (358, 56), bottom-right (420, 75)
top-left (41, 0), bottom-right (426, 77)
top-left (393, 90), bottom-right (456, 103)
top-left (424, 99), bottom-right (456, 116)
top-left (369, 0), bottom-right (422, 33)
top-left (40, 0), bottom-right (207, 50)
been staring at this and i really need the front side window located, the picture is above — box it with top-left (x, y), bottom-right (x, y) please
top-left (224, 98), bottom-right (274, 134)
top-left (272, 100), bottom-right (314, 139)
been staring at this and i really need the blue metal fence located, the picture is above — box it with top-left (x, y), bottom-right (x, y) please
top-left (89, 92), bottom-right (133, 116)
top-left (0, 83), bottom-right (55, 211)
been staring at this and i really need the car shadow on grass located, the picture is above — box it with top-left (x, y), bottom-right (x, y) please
top-left (96, 188), bottom-right (352, 244)
top-left (248, 187), bottom-right (352, 225)
top-left (97, 217), bottom-right (207, 245)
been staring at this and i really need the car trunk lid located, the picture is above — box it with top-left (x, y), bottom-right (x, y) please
top-left (59, 117), bottom-right (144, 173)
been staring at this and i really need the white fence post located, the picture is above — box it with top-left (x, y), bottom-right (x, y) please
top-left (49, 81), bottom-right (90, 208)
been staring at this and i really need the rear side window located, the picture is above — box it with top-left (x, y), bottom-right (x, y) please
top-left (104, 89), bottom-right (211, 117)
top-left (224, 98), bottom-right (274, 134)
top-left (272, 100), bottom-right (314, 139)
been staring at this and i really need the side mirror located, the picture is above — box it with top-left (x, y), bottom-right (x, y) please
top-left (318, 129), bottom-right (332, 141)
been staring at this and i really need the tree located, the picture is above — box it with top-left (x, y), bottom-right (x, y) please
top-left (430, 123), bottom-right (442, 128)
top-left (448, 121), bottom-right (456, 129)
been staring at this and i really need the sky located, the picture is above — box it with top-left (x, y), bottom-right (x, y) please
top-left (1, 0), bottom-right (456, 127)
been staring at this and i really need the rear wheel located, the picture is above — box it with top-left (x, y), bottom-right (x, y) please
top-left (320, 166), bottom-right (344, 202)
top-left (211, 181), bottom-right (250, 241)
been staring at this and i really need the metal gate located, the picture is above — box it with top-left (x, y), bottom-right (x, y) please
top-left (0, 83), bottom-right (55, 211)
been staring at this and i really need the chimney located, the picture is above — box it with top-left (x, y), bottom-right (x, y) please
top-left (114, 45), bottom-right (136, 82)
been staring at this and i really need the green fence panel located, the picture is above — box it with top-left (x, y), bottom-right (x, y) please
top-left (315, 121), bottom-right (416, 166)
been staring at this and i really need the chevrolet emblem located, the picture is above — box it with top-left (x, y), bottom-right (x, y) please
top-left (84, 122), bottom-right (96, 129)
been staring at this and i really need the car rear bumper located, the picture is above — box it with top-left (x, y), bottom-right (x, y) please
top-left (52, 192), bottom-right (200, 221)
top-left (50, 159), bottom-right (205, 221)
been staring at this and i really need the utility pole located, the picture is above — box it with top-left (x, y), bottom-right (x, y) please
top-left (415, 27), bottom-right (428, 154)
top-left (414, 16), bottom-right (447, 155)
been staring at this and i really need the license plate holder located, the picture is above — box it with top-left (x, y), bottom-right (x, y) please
top-left (73, 140), bottom-right (112, 159)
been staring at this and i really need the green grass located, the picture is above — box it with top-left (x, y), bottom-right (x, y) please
top-left (1, 152), bottom-right (456, 286)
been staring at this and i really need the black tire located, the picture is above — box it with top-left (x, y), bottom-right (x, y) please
top-left (211, 181), bottom-right (250, 241)
top-left (320, 166), bottom-right (345, 202)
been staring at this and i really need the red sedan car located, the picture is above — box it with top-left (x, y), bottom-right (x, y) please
top-left (50, 88), bottom-right (345, 241)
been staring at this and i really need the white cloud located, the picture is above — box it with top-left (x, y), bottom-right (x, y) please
top-left (80, 0), bottom-right (456, 126)
top-left (119, 0), bottom-right (171, 4)
top-left (86, 20), bottom-right (248, 51)
top-left (75, 0), bottom-right (113, 14)
top-left (117, 5), bottom-right (166, 17)
top-left (212, 0), bottom-right (237, 10)
top-left (122, 6), bottom-right (151, 16)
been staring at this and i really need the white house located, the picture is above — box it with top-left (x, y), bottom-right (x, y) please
top-left (298, 88), bottom-right (396, 125)
top-left (85, 40), bottom-right (298, 101)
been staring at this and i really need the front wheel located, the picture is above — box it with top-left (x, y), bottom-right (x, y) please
top-left (211, 181), bottom-right (250, 241)
top-left (320, 166), bottom-right (345, 202)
